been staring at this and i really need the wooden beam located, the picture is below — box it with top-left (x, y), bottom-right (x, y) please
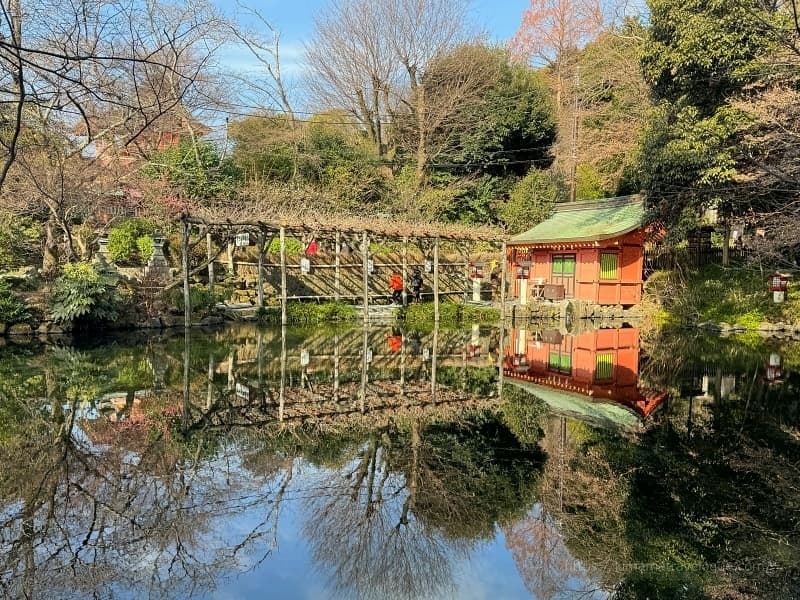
top-left (433, 237), bottom-right (440, 323)
top-left (335, 230), bottom-right (341, 302)
top-left (257, 230), bottom-right (265, 309)
top-left (499, 241), bottom-right (507, 320)
top-left (362, 231), bottom-right (370, 325)
top-left (181, 218), bottom-right (191, 330)
top-left (206, 232), bottom-right (215, 295)
top-left (402, 235), bottom-right (408, 307)
top-left (280, 226), bottom-right (287, 326)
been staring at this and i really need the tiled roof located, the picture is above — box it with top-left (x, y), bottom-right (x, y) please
top-left (506, 379), bottom-right (643, 431)
top-left (509, 195), bottom-right (645, 244)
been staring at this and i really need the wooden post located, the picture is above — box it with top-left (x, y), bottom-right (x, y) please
top-left (206, 232), bottom-right (215, 295)
top-left (402, 235), bottom-right (408, 306)
top-left (431, 324), bottom-right (438, 403)
top-left (360, 326), bottom-right (369, 413)
top-left (499, 242), bottom-right (507, 320)
top-left (433, 237), bottom-right (440, 323)
top-left (206, 354), bottom-right (215, 411)
top-left (333, 332), bottom-right (340, 401)
top-left (335, 230), bottom-right (341, 302)
top-left (362, 231), bottom-right (369, 325)
top-left (183, 327), bottom-right (190, 430)
top-left (257, 230), bottom-right (265, 309)
top-left (280, 226), bottom-right (287, 326)
top-left (226, 238), bottom-right (235, 272)
top-left (181, 218), bottom-right (191, 330)
top-left (279, 324), bottom-right (287, 423)
top-left (498, 242), bottom-right (507, 400)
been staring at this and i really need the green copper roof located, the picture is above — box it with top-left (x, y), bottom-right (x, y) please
top-left (507, 379), bottom-right (643, 431)
top-left (509, 195), bottom-right (645, 244)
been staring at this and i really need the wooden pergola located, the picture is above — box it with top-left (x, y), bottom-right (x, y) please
top-left (176, 212), bottom-right (509, 327)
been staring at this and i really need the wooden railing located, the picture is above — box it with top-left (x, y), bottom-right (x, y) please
top-left (644, 248), bottom-right (751, 272)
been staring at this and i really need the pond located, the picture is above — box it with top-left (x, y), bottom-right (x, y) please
top-left (0, 322), bottom-right (798, 599)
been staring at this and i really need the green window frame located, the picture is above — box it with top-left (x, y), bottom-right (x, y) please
top-left (552, 254), bottom-right (576, 276)
top-left (595, 353), bottom-right (614, 380)
top-left (548, 351), bottom-right (572, 374)
top-left (599, 253), bottom-right (618, 280)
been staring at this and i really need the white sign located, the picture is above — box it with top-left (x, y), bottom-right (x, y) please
top-left (300, 349), bottom-right (310, 366)
top-left (366, 348), bottom-right (373, 363)
top-left (235, 232), bottom-right (250, 247)
top-left (235, 382), bottom-right (250, 400)
top-left (422, 348), bottom-right (430, 361)
top-left (367, 259), bottom-right (374, 273)
top-left (424, 260), bottom-right (432, 273)
top-left (300, 257), bottom-right (311, 273)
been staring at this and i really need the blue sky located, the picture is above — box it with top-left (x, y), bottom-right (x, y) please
top-left (221, 0), bottom-right (530, 44)
top-left (214, 0), bottom-right (532, 113)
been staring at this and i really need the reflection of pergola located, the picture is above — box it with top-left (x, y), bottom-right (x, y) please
top-left (174, 212), bottom-right (508, 326)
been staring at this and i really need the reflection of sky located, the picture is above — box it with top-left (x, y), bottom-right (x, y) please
top-left (150, 456), bottom-right (603, 600)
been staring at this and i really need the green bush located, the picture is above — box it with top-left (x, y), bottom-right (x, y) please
top-left (136, 235), bottom-right (155, 264)
top-left (169, 285), bottom-right (219, 318)
top-left (0, 213), bottom-right (40, 270)
top-left (258, 301), bottom-right (359, 324)
top-left (403, 302), bottom-right (500, 327)
top-left (107, 219), bottom-right (155, 265)
top-left (49, 262), bottom-right (125, 326)
top-left (267, 237), bottom-right (304, 257)
top-left (0, 282), bottom-right (31, 326)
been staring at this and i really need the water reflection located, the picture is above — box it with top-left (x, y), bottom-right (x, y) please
top-left (0, 323), bottom-right (798, 599)
top-left (503, 326), bottom-right (667, 430)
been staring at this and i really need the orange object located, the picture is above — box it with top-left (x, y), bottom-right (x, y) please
top-left (389, 273), bottom-right (404, 291)
top-left (388, 335), bottom-right (402, 352)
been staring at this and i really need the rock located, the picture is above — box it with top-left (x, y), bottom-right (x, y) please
top-left (199, 315), bottom-right (224, 326)
top-left (142, 317), bottom-right (162, 329)
top-left (0, 266), bottom-right (38, 287)
top-left (757, 322), bottom-right (778, 332)
top-left (160, 315), bottom-right (182, 328)
top-left (7, 323), bottom-right (32, 336)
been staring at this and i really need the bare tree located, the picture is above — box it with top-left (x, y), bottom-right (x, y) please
top-left (304, 0), bottom-right (471, 168)
top-left (0, 0), bottom-right (226, 268)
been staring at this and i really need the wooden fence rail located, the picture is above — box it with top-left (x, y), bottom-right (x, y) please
top-left (644, 248), bottom-right (751, 272)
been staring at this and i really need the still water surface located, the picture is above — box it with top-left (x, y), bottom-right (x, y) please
top-left (0, 323), bottom-right (798, 599)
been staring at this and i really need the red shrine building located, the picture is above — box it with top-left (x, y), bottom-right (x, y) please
top-left (507, 196), bottom-right (648, 306)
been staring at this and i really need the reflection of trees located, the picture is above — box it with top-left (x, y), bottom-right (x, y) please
top-left (300, 413), bottom-right (545, 600)
top-left (303, 428), bottom-right (459, 600)
top-left (504, 507), bottom-right (599, 600)
top-left (500, 387), bottom-right (610, 599)
top-left (0, 323), bottom-right (552, 599)
top-left (540, 362), bottom-right (800, 598)
top-left (0, 340), bottom-right (299, 600)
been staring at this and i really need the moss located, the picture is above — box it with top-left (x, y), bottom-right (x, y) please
top-left (643, 265), bottom-right (800, 329)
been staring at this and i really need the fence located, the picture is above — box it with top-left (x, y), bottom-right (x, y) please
top-left (644, 247), bottom-right (751, 272)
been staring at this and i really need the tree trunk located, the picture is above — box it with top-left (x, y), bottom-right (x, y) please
top-left (722, 223), bottom-right (731, 267)
top-left (415, 84), bottom-right (427, 190)
top-left (42, 216), bottom-right (58, 275)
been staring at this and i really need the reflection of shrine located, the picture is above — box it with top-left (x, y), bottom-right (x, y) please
top-left (504, 327), bottom-right (666, 427)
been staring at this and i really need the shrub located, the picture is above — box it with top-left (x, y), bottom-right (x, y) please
top-left (107, 219), bottom-right (155, 265)
top-left (169, 285), bottom-right (219, 318)
top-left (136, 235), bottom-right (155, 264)
top-left (257, 301), bottom-right (359, 324)
top-left (403, 301), bottom-right (500, 327)
top-left (49, 262), bottom-right (125, 326)
top-left (267, 236), bottom-right (303, 257)
top-left (0, 213), bottom-right (40, 270)
top-left (0, 282), bottom-right (31, 326)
